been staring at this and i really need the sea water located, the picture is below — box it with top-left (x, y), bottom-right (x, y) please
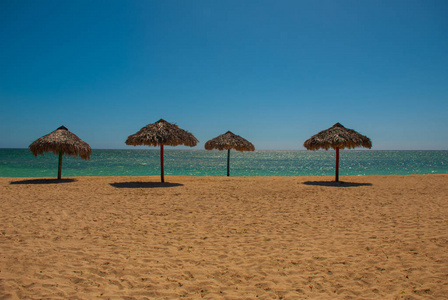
top-left (0, 149), bottom-right (447, 177)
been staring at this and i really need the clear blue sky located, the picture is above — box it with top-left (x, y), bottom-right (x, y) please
top-left (1, 0), bottom-right (447, 150)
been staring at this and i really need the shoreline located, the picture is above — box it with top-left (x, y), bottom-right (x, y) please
top-left (2, 173), bottom-right (447, 179)
top-left (2, 174), bottom-right (448, 299)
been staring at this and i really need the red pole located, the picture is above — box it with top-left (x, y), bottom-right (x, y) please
top-left (58, 150), bottom-right (63, 180)
top-left (335, 148), bottom-right (339, 182)
top-left (160, 145), bottom-right (165, 183)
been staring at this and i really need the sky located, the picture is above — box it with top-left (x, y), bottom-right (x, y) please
top-left (1, 0), bottom-right (447, 150)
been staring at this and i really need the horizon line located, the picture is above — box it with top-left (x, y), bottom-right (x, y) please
top-left (1, 148), bottom-right (447, 152)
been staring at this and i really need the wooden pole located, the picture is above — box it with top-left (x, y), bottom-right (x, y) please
top-left (335, 147), bottom-right (339, 182)
top-left (160, 145), bottom-right (165, 183)
top-left (227, 149), bottom-right (230, 177)
top-left (58, 150), bottom-right (63, 180)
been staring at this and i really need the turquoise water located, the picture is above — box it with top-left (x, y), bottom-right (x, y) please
top-left (0, 149), bottom-right (447, 177)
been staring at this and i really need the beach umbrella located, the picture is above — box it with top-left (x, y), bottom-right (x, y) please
top-left (29, 126), bottom-right (92, 180)
top-left (125, 119), bottom-right (198, 182)
top-left (205, 131), bottom-right (255, 176)
top-left (303, 123), bottom-right (372, 182)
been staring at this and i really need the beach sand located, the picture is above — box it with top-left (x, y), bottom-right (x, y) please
top-left (1, 175), bottom-right (447, 299)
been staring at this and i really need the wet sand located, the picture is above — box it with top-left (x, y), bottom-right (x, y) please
top-left (1, 175), bottom-right (447, 299)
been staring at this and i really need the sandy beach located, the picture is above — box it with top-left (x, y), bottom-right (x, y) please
top-left (1, 175), bottom-right (447, 299)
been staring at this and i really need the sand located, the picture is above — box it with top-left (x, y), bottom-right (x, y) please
top-left (1, 174), bottom-right (447, 299)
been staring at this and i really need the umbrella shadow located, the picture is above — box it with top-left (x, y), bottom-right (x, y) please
top-left (110, 181), bottom-right (184, 189)
top-left (10, 178), bottom-right (77, 185)
top-left (302, 181), bottom-right (372, 187)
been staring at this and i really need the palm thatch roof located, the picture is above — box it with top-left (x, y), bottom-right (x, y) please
top-left (303, 123), bottom-right (372, 150)
top-left (126, 119), bottom-right (198, 147)
top-left (29, 126), bottom-right (92, 159)
top-left (205, 131), bottom-right (255, 152)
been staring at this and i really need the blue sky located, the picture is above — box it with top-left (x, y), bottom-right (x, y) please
top-left (1, 0), bottom-right (447, 150)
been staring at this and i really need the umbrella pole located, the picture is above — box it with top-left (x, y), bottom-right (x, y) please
top-left (58, 150), bottom-right (63, 180)
top-left (160, 145), bottom-right (165, 183)
top-left (227, 149), bottom-right (230, 176)
top-left (335, 148), bottom-right (339, 182)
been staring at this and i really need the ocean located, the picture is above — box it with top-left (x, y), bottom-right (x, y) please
top-left (0, 149), bottom-right (447, 178)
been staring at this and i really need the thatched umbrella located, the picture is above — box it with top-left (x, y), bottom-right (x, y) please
top-left (29, 126), bottom-right (92, 180)
top-left (205, 131), bottom-right (255, 176)
top-left (126, 119), bottom-right (198, 182)
top-left (303, 123), bottom-right (372, 182)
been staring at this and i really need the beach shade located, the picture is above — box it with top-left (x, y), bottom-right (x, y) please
top-left (205, 131), bottom-right (255, 176)
top-left (125, 119), bottom-right (198, 182)
top-left (29, 126), bottom-right (92, 180)
top-left (303, 123), bottom-right (372, 182)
